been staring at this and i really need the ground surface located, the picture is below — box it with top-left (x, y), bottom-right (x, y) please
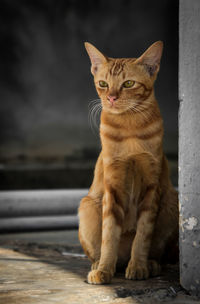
top-left (0, 230), bottom-right (199, 304)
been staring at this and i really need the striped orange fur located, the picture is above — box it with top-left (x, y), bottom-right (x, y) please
top-left (78, 41), bottom-right (178, 284)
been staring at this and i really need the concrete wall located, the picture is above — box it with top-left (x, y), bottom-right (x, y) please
top-left (179, 0), bottom-right (200, 296)
top-left (0, 0), bottom-right (178, 165)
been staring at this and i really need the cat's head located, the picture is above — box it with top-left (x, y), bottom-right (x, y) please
top-left (85, 41), bottom-right (163, 114)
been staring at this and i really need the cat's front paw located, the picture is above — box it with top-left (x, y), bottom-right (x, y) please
top-left (125, 260), bottom-right (149, 280)
top-left (87, 270), bottom-right (112, 284)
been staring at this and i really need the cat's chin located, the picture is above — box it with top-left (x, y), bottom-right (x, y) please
top-left (103, 106), bottom-right (128, 115)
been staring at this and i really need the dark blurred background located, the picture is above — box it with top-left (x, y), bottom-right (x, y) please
top-left (0, 0), bottom-right (178, 190)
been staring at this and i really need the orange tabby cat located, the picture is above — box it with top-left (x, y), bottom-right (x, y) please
top-left (78, 41), bottom-right (178, 284)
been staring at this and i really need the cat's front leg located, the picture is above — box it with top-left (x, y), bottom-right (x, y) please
top-left (87, 181), bottom-right (125, 284)
top-left (125, 184), bottom-right (159, 280)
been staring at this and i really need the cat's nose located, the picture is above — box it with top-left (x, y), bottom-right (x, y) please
top-left (107, 95), bottom-right (117, 105)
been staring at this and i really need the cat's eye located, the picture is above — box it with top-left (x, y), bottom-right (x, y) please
top-left (99, 80), bottom-right (108, 88)
top-left (123, 80), bottom-right (135, 88)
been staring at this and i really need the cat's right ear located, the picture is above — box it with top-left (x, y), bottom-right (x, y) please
top-left (84, 42), bottom-right (107, 75)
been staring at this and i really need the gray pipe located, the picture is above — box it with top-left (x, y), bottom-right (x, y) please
top-left (0, 189), bottom-right (88, 217)
top-left (0, 215), bottom-right (79, 232)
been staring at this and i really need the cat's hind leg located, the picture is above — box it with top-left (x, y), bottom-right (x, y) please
top-left (78, 195), bottom-right (102, 266)
top-left (78, 152), bottom-right (104, 271)
top-left (148, 259), bottom-right (162, 277)
top-left (149, 185), bottom-right (179, 268)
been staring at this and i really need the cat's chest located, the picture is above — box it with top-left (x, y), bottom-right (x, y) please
top-left (100, 109), bottom-right (163, 159)
top-left (100, 121), bottom-right (162, 161)
top-left (101, 131), bottom-right (150, 160)
top-left (101, 123), bottom-right (138, 153)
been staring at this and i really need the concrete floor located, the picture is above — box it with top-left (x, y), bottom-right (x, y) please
top-left (0, 230), bottom-right (199, 304)
top-left (0, 230), bottom-right (79, 245)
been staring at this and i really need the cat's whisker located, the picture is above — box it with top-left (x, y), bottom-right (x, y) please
top-left (124, 104), bottom-right (151, 123)
top-left (136, 103), bottom-right (155, 121)
top-left (127, 106), bottom-right (149, 122)
top-left (93, 105), bottom-right (102, 130)
top-left (122, 99), bottom-right (155, 122)
top-left (134, 107), bottom-right (149, 121)
top-left (88, 105), bottom-right (96, 134)
top-left (88, 98), bottom-right (101, 104)
top-left (88, 99), bottom-right (101, 109)
top-left (88, 102), bottom-right (102, 136)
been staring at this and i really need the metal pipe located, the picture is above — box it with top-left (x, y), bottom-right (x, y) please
top-left (0, 189), bottom-right (87, 217)
top-left (0, 215), bottom-right (78, 232)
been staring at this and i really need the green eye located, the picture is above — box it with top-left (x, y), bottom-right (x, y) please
top-left (123, 80), bottom-right (135, 88)
top-left (99, 80), bottom-right (108, 88)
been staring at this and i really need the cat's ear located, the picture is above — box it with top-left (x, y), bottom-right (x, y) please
top-left (84, 42), bottom-right (107, 75)
top-left (135, 41), bottom-right (163, 76)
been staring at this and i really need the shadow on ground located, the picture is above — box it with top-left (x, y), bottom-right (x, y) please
top-left (0, 230), bottom-right (197, 304)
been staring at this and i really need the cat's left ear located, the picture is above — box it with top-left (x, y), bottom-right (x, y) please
top-left (84, 42), bottom-right (107, 75)
top-left (135, 41), bottom-right (163, 76)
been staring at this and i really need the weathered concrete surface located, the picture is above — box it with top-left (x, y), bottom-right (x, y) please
top-left (0, 231), bottom-right (199, 304)
top-left (0, 230), bottom-right (79, 245)
top-left (179, 0), bottom-right (200, 296)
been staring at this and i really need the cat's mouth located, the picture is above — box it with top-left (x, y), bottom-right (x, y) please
top-left (106, 102), bottom-right (120, 111)
top-left (103, 101), bottom-right (129, 114)
top-left (109, 103), bottom-right (117, 108)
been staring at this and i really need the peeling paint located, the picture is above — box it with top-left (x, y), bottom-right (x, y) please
top-left (185, 217), bottom-right (198, 230)
top-left (181, 216), bottom-right (198, 231)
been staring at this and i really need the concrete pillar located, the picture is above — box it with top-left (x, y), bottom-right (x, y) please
top-left (179, 0), bottom-right (200, 296)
